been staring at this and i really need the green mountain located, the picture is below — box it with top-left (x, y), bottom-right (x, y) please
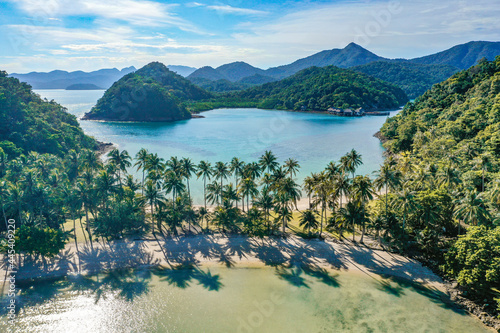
top-left (83, 62), bottom-right (211, 121)
top-left (265, 42), bottom-right (384, 79)
top-left (215, 62), bottom-right (266, 82)
top-left (232, 65), bottom-right (408, 111)
top-left (410, 41), bottom-right (500, 70)
top-left (188, 66), bottom-right (227, 81)
top-left (0, 71), bottom-right (97, 157)
top-left (352, 61), bottom-right (459, 99)
top-left (380, 57), bottom-right (500, 156)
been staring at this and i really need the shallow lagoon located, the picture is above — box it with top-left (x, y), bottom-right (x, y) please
top-left (0, 266), bottom-right (491, 332)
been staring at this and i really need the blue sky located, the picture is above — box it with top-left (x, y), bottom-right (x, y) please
top-left (1, 0), bottom-right (500, 73)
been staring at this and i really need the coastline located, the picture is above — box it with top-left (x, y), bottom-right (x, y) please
top-left (2, 233), bottom-right (497, 331)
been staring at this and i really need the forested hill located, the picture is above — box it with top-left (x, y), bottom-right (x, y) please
top-left (0, 71), bottom-right (97, 157)
top-left (232, 65), bottom-right (408, 111)
top-left (381, 56), bottom-right (500, 156)
top-left (83, 62), bottom-right (211, 121)
top-left (352, 61), bottom-right (459, 99)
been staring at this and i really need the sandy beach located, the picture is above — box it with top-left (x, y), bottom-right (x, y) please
top-left (1, 233), bottom-right (444, 290)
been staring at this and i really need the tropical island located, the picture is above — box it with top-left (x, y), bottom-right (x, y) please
top-left (1, 56), bottom-right (500, 330)
top-left (82, 62), bottom-right (408, 121)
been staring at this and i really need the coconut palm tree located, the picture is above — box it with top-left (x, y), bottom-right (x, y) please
top-left (454, 190), bottom-right (491, 226)
top-left (283, 158), bottom-right (300, 178)
top-left (107, 149), bottom-right (131, 187)
top-left (259, 150), bottom-right (279, 174)
top-left (351, 175), bottom-right (375, 243)
top-left (144, 179), bottom-right (165, 235)
top-left (395, 186), bottom-right (418, 231)
top-left (334, 172), bottom-right (350, 209)
top-left (134, 148), bottom-right (149, 195)
top-left (213, 161), bottom-right (229, 205)
top-left (303, 174), bottom-right (316, 209)
top-left (299, 209), bottom-right (319, 236)
top-left (254, 187), bottom-right (274, 232)
top-left (196, 160), bottom-right (212, 210)
top-left (342, 149), bottom-right (363, 180)
top-left (206, 181), bottom-right (222, 206)
top-left (180, 157), bottom-right (197, 203)
top-left (230, 157), bottom-right (245, 208)
top-left (374, 162), bottom-right (402, 228)
top-left (245, 162), bottom-right (262, 181)
top-left (145, 153), bottom-right (165, 178)
top-left (275, 177), bottom-right (301, 235)
top-left (239, 177), bottom-right (258, 212)
top-left (222, 183), bottom-right (240, 208)
top-left (313, 172), bottom-right (332, 237)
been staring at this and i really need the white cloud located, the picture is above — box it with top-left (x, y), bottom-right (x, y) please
top-left (206, 5), bottom-right (268, 16)
top-left (9, 0), bottom-right (198, 30)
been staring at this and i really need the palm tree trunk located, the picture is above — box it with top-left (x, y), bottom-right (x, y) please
top-left (72, 213), bottom-right (81, 271)
top-left (141, 170), bottom-right (145, 196)
top-left (320, 203), bottom-right (324, 237)
top-left (84, 207), bottom-right (93, 250)
top-left (203, 177), bottom-right (207, 210)
top-left (79, 216), bottom-right (88, 245)
top-left (187, 179), bottom-right (191, 203)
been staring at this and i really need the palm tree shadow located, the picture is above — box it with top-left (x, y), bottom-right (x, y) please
top-left (193, 268), bottom-right (223, 291)
top-left (153, 264), bottom-right (197, 289)
top-left (275, 266), bottom-right (310, 288)
top-left (376, 279), bottom-right (405, 297)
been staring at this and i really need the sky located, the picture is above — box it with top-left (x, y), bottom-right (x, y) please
top-left (1, 0), bottom-right (500, 73)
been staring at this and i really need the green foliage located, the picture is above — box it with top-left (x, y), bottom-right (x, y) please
top-left (230, 66), bottom-right (408, 111)
top-left (84, 62), bottom-right (211, 121)
top-left (352, 61), bottom-right (459, 99)
top-left (0, 73), bottom-right (97, 157)
top-left (15, 225), bottom-right (67, 257)
top-left (444, 226), bottom-right (500, 296)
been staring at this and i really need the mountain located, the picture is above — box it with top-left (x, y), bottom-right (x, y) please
top-left (0, 70), bottom-right (96, 157)
top-left (238, 74), bottom-right (276, 85)
top-left (231, 65), bottom-right (408, 111)
top-left (214, 62), bottom-right (266, 82)
top-left (167, 65), bottom-right (197, 77)
top-left (188, 43), bottom-right (385, 83)
top-left (83, 62), bottom-right (211, 121)
top-left (352, 61), bottom-right (459, 99)
top-left (10, 67), bottom-right (136, 89)
top-left (265, 42), bottom-right (385, 79)
top-left (187, 66), bottom-right (227, 81)
top-left (409, 41), bottom-right (500, 70)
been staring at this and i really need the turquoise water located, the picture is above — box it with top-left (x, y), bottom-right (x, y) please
top-left (0, 266), bottom-right (491, 332)
top-left (36, 89), bottom-right (394, 203)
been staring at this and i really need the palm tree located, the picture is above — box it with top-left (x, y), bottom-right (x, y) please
top-left (107, 149), bottom-right (132, 187)
top-left (213, 161), bottom-right (229, 205)
top-left (0, 181), bottom-right (10, 229)
top-left (254, 187), bottom-right (274, 232)
top-left (334, 172), bottom-right (350, 209)
top-left (163, 171), bottom-right (185, 209)
top-left (230, 157), bottom-right (245, 208)
top-left (134, 148), bottom-right (149, 195)
top-left (313, 172), bottom-right (332, 237)
top-left (259, 150), bottom-right (279, 174)
top-left (342, 149), bottom-right (363, 180)
top-left (299, 209), bottom-right (319, 236)
top-left (166, 156), bottom-right (183, 177)
top-left (144, 179), bottom-right (165, 235)
top-left (438, 164), bottom-right (461, 192)
top-left (222, 183), bottom-right (240, 207)
top-left (351, 175), bottom-right (375, 243)
top-left (283, 158), bottom-right (300, 178)
top-left (206, 181), bottom-right (222, 206)
top-left (303, 174), bottom-right (316, 209)
top-left (196, 160), bottom-right (212, 210)
top-left (239, 177), bottom-right (258, 212)
top-left (198, 206), bottom-right (209, 231)
top-left (454, 190), bottom-right (491, 226)
top-left (395, 186), bottom-right (418, 231)
top-left (145, 153), bottom-right (165, 177)
top-left (275, 177), bottom-right (301, 235)
top-left (325, 161), bottom-right (339, 180)
top-left (180, 157), bottom-right (197, 203)
top-left (340, 201), bottom-right (368, 242)
top-left (374, 162), bottom-right (402, 228)
top-left (245, 162), bottom-right (262, 181)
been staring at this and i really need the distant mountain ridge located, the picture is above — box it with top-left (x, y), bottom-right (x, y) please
top-left (10, 65), bottom-right (197, 90)
top-left (186, 41), bottom-right (500, 97)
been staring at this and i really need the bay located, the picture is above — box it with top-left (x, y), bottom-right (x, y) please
top-left (35, 89), bottom-right (394, 204)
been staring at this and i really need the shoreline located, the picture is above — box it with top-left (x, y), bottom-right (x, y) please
top-left (1, 233), bottom-right (497, 330)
